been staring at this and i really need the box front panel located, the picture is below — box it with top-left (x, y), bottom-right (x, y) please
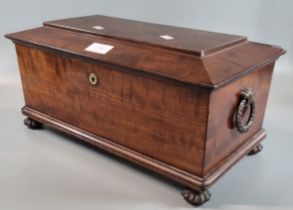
top-left (16, 45), bottom-right (209, 175)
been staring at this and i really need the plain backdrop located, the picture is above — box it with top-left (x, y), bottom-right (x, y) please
top-left (0, 1), bottom-right (293, 210)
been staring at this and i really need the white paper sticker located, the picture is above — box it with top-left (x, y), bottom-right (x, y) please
top-left (160, 35), bottom-right (175, 40)
top-left (92, 25), bottom-right (104, 30)
top-left (85, 43), bottom-right (114, 55)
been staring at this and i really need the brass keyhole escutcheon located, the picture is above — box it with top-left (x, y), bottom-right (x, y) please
top-left (89, 73), bottom-right (98, 85)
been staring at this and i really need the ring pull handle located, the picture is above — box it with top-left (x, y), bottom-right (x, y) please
top-left (236, 88), bottom-right (256, 133)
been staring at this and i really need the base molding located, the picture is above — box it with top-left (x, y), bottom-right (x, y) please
top-left (22, 106), bottom-right (266, 190)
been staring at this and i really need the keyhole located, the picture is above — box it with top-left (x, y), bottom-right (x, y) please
top-left (89, 73), bottom-right (98, 85)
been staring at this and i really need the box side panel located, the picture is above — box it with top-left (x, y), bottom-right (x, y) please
top-left (16, 44), bottom-right (209, 176)
top-left (204, 63), bottom-right (275, 175)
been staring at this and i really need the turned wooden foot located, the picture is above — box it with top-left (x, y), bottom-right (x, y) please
top-left (248, 143), bottom-right (263, 155)
top-left (24, 117), bottom-right (43, 129)
top-left (182, 187), bottom-right (211, 206)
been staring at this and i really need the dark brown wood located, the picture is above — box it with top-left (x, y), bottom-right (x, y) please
top-left (44, 15), bottom-right (247, 57)
top-left (22, 106), bottom-right (206, 189)
top-left (203, 63), bottom-right (275, 175)
top-left (5, 16), bottom-right (285, 89)
top-left (16, 44), bottom-right (208, 175)
top-left (5, 15), bottom-right (285, 206)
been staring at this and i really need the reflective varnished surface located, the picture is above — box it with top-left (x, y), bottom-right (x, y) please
top-left (5, 15), bottom-right (285, 206)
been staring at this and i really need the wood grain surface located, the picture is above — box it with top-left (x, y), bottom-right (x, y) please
top-left (16, 45), bottom-right (209, 175)
top-left (6, 15), bottom-right (285, 89)
top-left (5, 15), bottom-right (286, 199)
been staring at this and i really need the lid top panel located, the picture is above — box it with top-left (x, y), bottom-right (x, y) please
top-left (44, 15), bottom-right (247, 57)
top-left (6, 15), bottom-right (285, 89)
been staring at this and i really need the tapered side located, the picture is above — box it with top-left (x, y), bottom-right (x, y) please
top-left (204, 62), bottom-right (275, 176)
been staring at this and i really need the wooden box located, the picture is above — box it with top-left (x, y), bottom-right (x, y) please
top-left (5, 15), bottom-right (285, 206)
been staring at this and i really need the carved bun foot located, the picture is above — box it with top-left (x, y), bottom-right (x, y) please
top-left (182, 188), bottom-right (211, 206)
top-left (248, 143), bottom-right (263, 155)
top-left (24, 117), bottom-right (43, 129)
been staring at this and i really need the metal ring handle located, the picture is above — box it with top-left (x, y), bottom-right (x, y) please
top-left (236, 88), bottom-right (256, 133)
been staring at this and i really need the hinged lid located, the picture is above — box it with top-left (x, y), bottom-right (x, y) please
top-left (5, 15), bottom-right (285, 89)
top-left (44, 15), bottom-right (247, 57)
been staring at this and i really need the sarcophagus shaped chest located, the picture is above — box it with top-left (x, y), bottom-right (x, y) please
top-left (5, 15), bottom-right (285, 206)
